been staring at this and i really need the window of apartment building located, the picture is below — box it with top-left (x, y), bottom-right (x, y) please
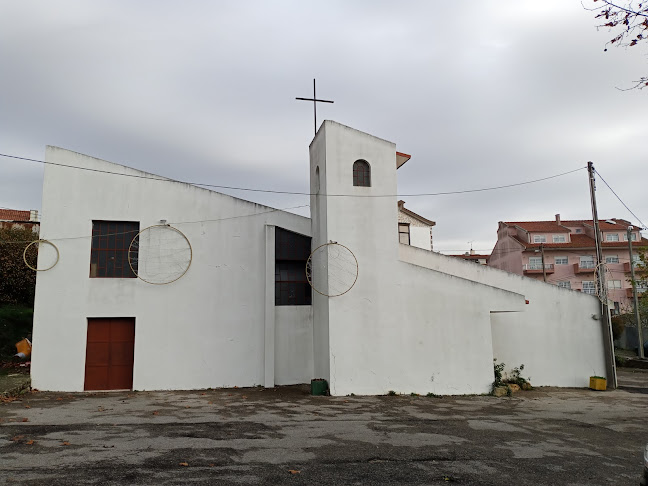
top-left (533, 235), bottom-right (546, 243)
top-left (555, 256), bottom-right (568, 265)
top-left (528, 256), bottom-right (543, 269)
top-left (398, 223), bottom-right (410, 245)
top-left (580, 255), bottom-right (595, 269)
top-left (275, 227), bottom-right (311, 306)
top-left (623, 233), bottom-right (638, 241)
top-left (90, 221), bottom-right (139, 278)
top-left (582, 281), bottom-right (596, 295)
top-left (352, 160), bottom-right (371, 187)
top-left (605, 255), bottom-right (619, 264)
top-left (557, 281), bottom-right (571, 289)
top-left (613, 302), bottom-right (621, 315)
top-left (607, 280), bottom-right (622, 289)
top-left (575, 228), bottom-right (582, 233)
top-left (605, 233), bottom-right (619, 242)
top-left (552, 235), bottom-right (566, 243)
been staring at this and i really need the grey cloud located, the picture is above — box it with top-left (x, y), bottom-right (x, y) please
top-left (1, 0), bottom-right (646, 253)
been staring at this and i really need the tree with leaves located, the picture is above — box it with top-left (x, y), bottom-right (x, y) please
top-left (0, 226), bottom-right (38, 358)
top-left (0, 226), bottom-right (37, 306)
top-left (588, 0), bottom-right (648, 89)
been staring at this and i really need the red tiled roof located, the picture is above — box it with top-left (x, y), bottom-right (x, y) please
top-left (0, 209), bottom-right (30, 221)
top-left (505, 221), bottom-right (571, 233)
top-left (511, 233), bottom-right (648, 250)
top-left (453, 254), bottom-right (490, 260)
top-left (506, 218), bottom-right (637, 233)
top-left (560, 219), bottom-right (633, 230)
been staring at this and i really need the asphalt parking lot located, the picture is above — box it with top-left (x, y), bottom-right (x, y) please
top-left (1, 369), bottom-right (647, 485)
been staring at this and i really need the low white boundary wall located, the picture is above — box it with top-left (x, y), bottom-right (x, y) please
top-left (399, 244), bottom-right (608, 388)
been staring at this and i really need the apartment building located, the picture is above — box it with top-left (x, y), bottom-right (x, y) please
top-left (489, 214), bottom-right (647, 312)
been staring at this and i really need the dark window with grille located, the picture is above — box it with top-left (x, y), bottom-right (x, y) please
top-left (90, 221), bottom-right (139, 278)
top-left (353, 160), bottom-right (371, 187)
top-left (275, 228), bottom-right (311, 305)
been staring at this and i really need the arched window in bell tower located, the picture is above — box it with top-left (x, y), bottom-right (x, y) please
top-left (353, 160), bottom-right (371, 187)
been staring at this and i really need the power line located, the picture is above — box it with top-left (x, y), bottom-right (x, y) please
top-left (0, 204), bottom-right (310, 245)
top-left (0, 152), bottom-right (585, 198)
top-left (594, 169), bottom-right (647, 230)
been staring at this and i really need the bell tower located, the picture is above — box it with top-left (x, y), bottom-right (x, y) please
top-left (309, 121), bottom-right (402, 389)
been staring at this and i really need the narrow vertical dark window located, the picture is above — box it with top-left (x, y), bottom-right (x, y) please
top-left (353, 160), bottom-right (371, 187)
top-left (90, 221), bottom-right (139, 278)
top-left (275, 228), bottom-right (311, 305)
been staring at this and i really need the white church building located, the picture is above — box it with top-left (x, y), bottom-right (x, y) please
top-left (31, 121), bottom-right (610, 395)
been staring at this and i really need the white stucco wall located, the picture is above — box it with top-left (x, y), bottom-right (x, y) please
top-left (309, 129), bottom-right (330, 383)
top-left (399, 244), bottom-right (608, 388)
top-left (309, 121), bottom-right (607, 396)
top-left (32, 146), bottom-right (312, 391)
top-left (274, 306), bottom-right (314, 385)
top-left (409, 226), bottom-right (432, 251)
top-left (310, 122), bottom-right (527, 396)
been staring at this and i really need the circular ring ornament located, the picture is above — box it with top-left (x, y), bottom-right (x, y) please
top-left (128, 225), bottom-right (193, 285)
top-left (23, 239), bottom-right (60, 271)
top-left (306, 242), bottom-right (359, 297)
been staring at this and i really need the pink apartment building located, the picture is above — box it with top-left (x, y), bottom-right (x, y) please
top-left (489, 214), bottom-right (648, 313)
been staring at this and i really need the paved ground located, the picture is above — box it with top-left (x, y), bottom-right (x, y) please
top-left (1, 369), bottom-right (647, 485)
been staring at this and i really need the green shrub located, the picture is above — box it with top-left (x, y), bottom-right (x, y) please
top-left (509, 364), bottom-right (528, 386)
top-left (493, 359), bottom-right (505, 389)
top-left (0, 227), bottom-right (38, 306)
top-left (0, 305), bottom-right (33, 359)
top-left (611, 315), bottom-right (626, 341)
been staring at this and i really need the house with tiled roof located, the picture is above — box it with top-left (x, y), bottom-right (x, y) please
top-left (0, 208), bottom-right (40, 233)
top-left (397, 200), bottom-right (435, 251)
top-left (452, 251), bottom-right (489, 265)
top-left (488, 214), bottom-right (648, 312)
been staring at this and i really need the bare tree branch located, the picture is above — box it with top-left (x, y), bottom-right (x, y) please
top-left (597, 0), bottom-right (648, 19)
top-left (586, 1), bottom-right (648, 89)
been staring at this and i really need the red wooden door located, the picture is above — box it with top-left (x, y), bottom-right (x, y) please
top-left (84, 318), bottom-right (135, 391)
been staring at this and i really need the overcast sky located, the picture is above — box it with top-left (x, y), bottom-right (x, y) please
top-left (1, 0), bottom-right (646, 254)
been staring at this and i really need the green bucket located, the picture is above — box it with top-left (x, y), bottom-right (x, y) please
top-left (311, 378), bottom-right (328, 396)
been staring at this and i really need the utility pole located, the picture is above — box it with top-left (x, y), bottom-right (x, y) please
top-left (627, 225), bottom-right (644, 359)
top-left (588, 161), bottom-right (617, 388)
top-left (540, 243), bottom-right (547, 283)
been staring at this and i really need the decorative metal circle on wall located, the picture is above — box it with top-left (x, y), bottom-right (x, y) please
top-left (128, 225), bottom-right (193, 285)
top-left (306, 242), bottom-right (359, 297)
top-left (23, 239), bottom-right (60, 271)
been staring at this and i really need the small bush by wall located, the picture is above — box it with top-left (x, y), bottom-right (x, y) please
top-left (0, 305), bottom-right (33, 359)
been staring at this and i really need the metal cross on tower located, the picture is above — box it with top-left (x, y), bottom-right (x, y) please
top-left (296, 79), bottom-right (334, 135)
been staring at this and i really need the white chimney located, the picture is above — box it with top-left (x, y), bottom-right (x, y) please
top-left (29, 210), bottom-right (38, 222)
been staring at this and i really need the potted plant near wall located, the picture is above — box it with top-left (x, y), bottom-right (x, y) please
top-left (589, 375), bottom-right (607, 390)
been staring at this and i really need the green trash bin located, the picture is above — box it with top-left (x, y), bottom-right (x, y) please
top-left (311, 378), bottom-right (328, 396)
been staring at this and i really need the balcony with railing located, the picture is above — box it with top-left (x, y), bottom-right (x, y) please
top-left (626, 287), bottom-right (647, 298)
top-left (523, 263), bottom-right (554, 274)
top-left (574, 261), bottom-right (596, 273)
top-left (624, 261), bottom-right (647, 273)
